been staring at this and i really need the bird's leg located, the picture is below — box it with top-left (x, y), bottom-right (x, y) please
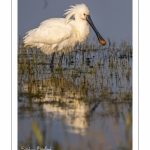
top-left (26, 47), bottom-right (29, 65)
top-left (25, 47), bottom-right (28, 54)
top-left (50, 52), bottom-right (55, 70)
top-left (58, 52), bottom-right (64, 67)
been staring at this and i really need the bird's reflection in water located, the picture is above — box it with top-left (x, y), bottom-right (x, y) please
top-left (21, 71), bottom-right (90, 135)
top-left (18, 53), bottom-right (132, 149)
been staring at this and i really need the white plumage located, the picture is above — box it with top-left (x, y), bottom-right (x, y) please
top-left (23, 4), bottom-right (106, 55)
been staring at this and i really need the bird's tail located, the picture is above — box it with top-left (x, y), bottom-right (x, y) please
top-left (23, 28), bottom-right (37, 47)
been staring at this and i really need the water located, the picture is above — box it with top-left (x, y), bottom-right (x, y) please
top-left (18, 41), bottom-right (132, 150)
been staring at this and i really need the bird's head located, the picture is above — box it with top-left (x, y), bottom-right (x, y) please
top-left (64, 4), bottom-right (90, 22)
top-left (75, 4), bottom-right (90, 20)
top-left (64, 4), bottom-right (106, 46)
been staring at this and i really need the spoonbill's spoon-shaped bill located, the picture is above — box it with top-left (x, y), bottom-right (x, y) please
top-left (86, 15), bottom-right (106, 45)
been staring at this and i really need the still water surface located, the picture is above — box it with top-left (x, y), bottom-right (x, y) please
top-left (18, 41), bottom-right (132, 150)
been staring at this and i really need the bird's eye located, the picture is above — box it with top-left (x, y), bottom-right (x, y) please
top-left (84, 13), bottom-right (86, 16)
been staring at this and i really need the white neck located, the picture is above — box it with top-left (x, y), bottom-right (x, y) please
top-left (74, 17), bottom-right (90, 43)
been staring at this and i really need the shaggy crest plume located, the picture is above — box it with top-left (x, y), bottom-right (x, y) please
top-left (64, 4), bottom-right (90, 24)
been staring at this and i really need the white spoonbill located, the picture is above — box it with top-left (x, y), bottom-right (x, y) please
top-left (23, 4), bottom-right (106, 67)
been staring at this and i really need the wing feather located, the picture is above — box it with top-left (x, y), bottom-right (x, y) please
top-left (24, 18), bottom-right (73, 46)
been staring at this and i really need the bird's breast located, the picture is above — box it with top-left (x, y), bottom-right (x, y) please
top-left (75, 22), bottom-right (90, 43)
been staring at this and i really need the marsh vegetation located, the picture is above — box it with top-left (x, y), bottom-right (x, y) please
top-left (18, 39), bottom-right (132, 150)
